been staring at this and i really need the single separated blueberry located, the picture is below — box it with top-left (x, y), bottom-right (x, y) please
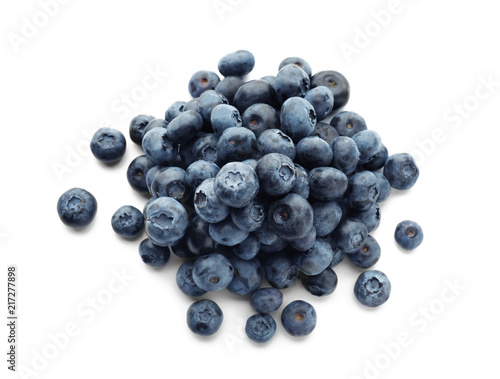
top-left (186, 299), bottom-right (223, 336)
top-left (245, 314), bottom-right (277, 343)
top-left (138, 238), bottom-right (170, 267)
top-left (90, 127), bottom-right (126, 163)
top-left (57, 187), bottom-right (97, 228)
top-left (395, 220), bottom-right (423, 250)
top-left (111, 205), bottom-right (144, 239)
top-left (354, 270), bottom-right (391, 307)
top-left (281, 300), bottom-right (317, 337)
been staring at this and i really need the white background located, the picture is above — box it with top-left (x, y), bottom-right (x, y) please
top-left (1, 1), bottom-right (499, 378)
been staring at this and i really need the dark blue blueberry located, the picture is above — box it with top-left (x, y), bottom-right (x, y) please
top-left (362, 144), bottom-right (388, 171)
top-left (213, 161), bottom-right (259, 208)
top-left (354, 270), bottom-right (391, 307)
top-left (188, 70), bottom-right (220, 98)
top-left (144, 197), bottom-right (188, 247)
top-left (193, 178), bottom-right (230, 223)
top-left (395, 220), bottom-right (423, 250)
top-left (214, 76), bottom-right (245, 104)
top-left (166, 110), bottom-right (203, 144)
top-left (209, 217), bottom-right (249, 246)
top-left (254, 219), bottom-right (280, 246)
top-left (290, 226), bottom-right (316, 252)
top-left (383, 153), bottom-right (419, 190)
top-left (352, 130), bottom-right (383, 165)
top-left (311, 70), bottom-right (350, 110)
top-left (242, 103), bottom-right (279, 138)
top-left (373, 171), bottom-right (391, 202)
top-left (259, 237), bottom-right (288, 253)
top-left (332, 218), bottom-right (368, 253)
top-left (256, 153), bottom-right (296, 197)
top-left (90, 128), bottom-right (126, 163)
top-left (278, 57), bottom-right (312, 77)
top-left (233, 233), bottom-right (261, 260)
top-left (145, 164), bottom-right (165, 194)
top-left (304, 86), bottom-right (334, 121)
top-left (218, 50), bottom-right (255, 77)
top-left (185, 160), bottom-right (220, 190)
top-left (242, 158), bottom-right (258, 171)
top-left (313, 121), bottom-right (340, 144)
top-left (347, 235), bottom-right (381, 269)
top-left (184, 97), bottom-right (199, 112)
top-left (233, 79), bottom-right (278, 114)
top-left (216, 127), bottom-right (257, 163)
top-left (257, 129), bottom-right (296, 160)
top-left (350, 203), bottom-right (381, 233)
top-left (294, 238), bottom-right (334, 276)
top-left (192, 253), bottom-right (234, 292)
top-left (250, 288), bottom-right (283, 314)
top-left (245, 314), bottom-right (277, 343)
top-left (302, 268), bottom-right (338, 297)
top-left (308, 167), bottom-right (348, 201)
top-left (142, 119), bottom-right (168, 140)
top-left (295, 136), bottom-right (333, 169)
top-left (329, 243), bottom-right (345, 268)
top-left (230, 198), bottom-right (265, 232)
top-left (150, 167), bottom-right (188, 203)
top-left (210, 104), bottom-right (242, 135)
top-left (280, 97), bottom-right (316, 143)
top-left (138, 238), bottom-right (170, 267)
top-left (111, 205), bottom-right (144, 239)
top-left (190, 133), bottom-right (220, 164)
top-left (185, 215), bottom-right (216, 257)
top-left (312, 200), bottom-right (342, 237)
top-left (330, 136), bottom-right (360, 175)
top-left (268, 193), bottom-right (314, 241)
top-left (274, 64), bottom-right (310, 103)
top-left (126, 154), bottom-right (155, 194)
top-left (196, 90), bottom-right (228, 126)
top-left (226, 254), bottom-right (262, 295)
top-left (263, 251), bottom-right (299, 289)
top-left (176, 260), bottom-right (207, 297)
top-left (348, 171), bottom-right (380, 210)
top-left (186, 299), bottom-right (223, 336)
top-left (290, 164), bottom-right (309, 199)
top-left (281, 300), bottom-right (317, 336)
top-left (330, 111), bottom-right (367, 137)
top-left (142, 127), bottom-right (178, 166)
top-left (260, 75), bottom-right (276, 87)
top-left (164, 101), bottom-right (186, 122)
top-left (171, 241), bottom-right (197, 260)
top-left (129, 114), bottom-right (154, 145)
top-left (57, 187), bottom-right (97, 228)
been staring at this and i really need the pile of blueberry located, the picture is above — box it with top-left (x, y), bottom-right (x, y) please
top-left (57, 50), bottom-right (424, 342)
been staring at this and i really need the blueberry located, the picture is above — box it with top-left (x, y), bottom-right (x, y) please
top-left (188, 70), bottom-right (220, 98)
top-left (142, 119), bottom-right (169, 141)
top-left (250, 288), bottom-right (283, 314)
top-left (226, 254), bottom-right (262, 295)
top-left (288, 225), bottom-right (315, 252)
top-left (190, 133), bottom-right (220, 164)
top-left (192, 253), bottom-right (234, 292)
top-left (138, 238), bottom-right (170, 267)
top-left (354, 270), bottom-right (391, 307)
top-left (255, 153), bottom-right (296, 197)
top-left (233, 233), bottom-right (261, 260)
top-left (176, 260), bottom-right (207, 297)
top-left (254, 219), bottom-right (280, 246)
top-left (213, 161), bottom-right (259, 208)
top-left (260, 75), bottom-right (276, 87)
top-left (208, 217), bottom-right (249, 246)
top-left (332, 218), bottom-right (368, 253)
top-left (311, 70), bottom-right (350, 110)
top-left (186, 299), bottom-right (223, 336)
top-left (90, 127), bottom-right (126, 163)
top-left (129, 114), bottom-right (155, 145)
top-left (281, 300), bottom-right (317, 337)
top-left (242, 103), bottom-right (279, 138)
top-left (373, 171), bottom-right (391, 202)
top-left (193, 178), bottom-right (230, 223)
top-left (304, 86), bottom-right (335, 120)
top-left (290, 164), bottom-right (310, 199)
top-left (268, 193), bottom-right (314, 241)
top-left (352, 130), bottom-right (383, 165)
top-left (330, 136), bottom-right (360, 175)
top-left (383, 153), bottom-right (420, 190)
top-left (263, 251), bottom-right (299, 289)
top-left (278, 57), bottom-right (312, 77)
top-left (164, 101), bottom-right (186, 122)
top-left (216, 127), bottom-right (258, 163)
top-left (362, 144), bottom-right (388, 171)
top-left (210, 104), bottom-right (242, 135)
top-left (245, 314), bottom-right (277, 343)
top-left (260, 237), bottom-right (288, 253)
top-left (330, 111), bottom-right (367, 137)
top-left (233, 79), bottom-right (278, 113)
top-left (126, 155), bottom-right (155, 194)
top-left (214, 76), bottom-right (245, 104)
top-left (111, 205), bottom-right (144, 239)
top-left (218, 50), bottom-right (255, 77)
top-left (185, 160), bottom-right (220, 190)
top-left (171, 241), bottom-right (197, 260)
top-left (302, 268), bottom-right (338, 297)
top-left (329, 243), bottom-right (345, 268)
top-left (257, 129), bottom-right (296, 160)
top-left (312, 121), bottom-right (340, 144)
top-left (308, 167), bottom-right (348, 201)
top-left (196, 90), bottom-right (228, 126)
top-left (166, 110), bottom-right (204, 144)
top-left (274, 64), bottom-right (310, 103)
top-left (395, 220), bottom-right (423, 250)
top-left (347, 235), bottom-right (381, 268)
top-left (280, 97), bottom-right (316, 143)
top-left (230, 198), bottom-right (265, 232)
top-left (350, 203), bottom-right (381, 233)
top-left (150, 167), bottom-right (189, 203)
top-left (348, 171), bottom-right (380, 210)
top-left (185, 215), bottom-right (216, 257)
top-left (184, 97), bottom-right (199, 112)
top-left (57, 187), bottom-right (97, 228)
top-left (294, 238), bottom-right (334, 276)
top-left (295, 136), bottom-right (333, 169)
top-left (311, 200), bottom-right (342, 237)
top-left (144, 197), bottom-right (188, 247)
top-left (142, 128), bottom-right (178, 166)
